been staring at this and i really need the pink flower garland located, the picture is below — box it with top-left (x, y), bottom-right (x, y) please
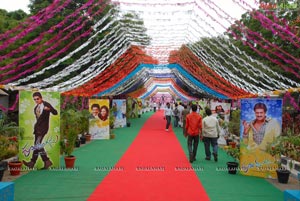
top-left (0, 0), bottom-right (60, 41)
top-left (0, 93), bottom-right (19, 112)
top-left (207, 1), bottom-right (300, 71)
top-left (229, 30), bottom-right (300, 79)
top-left (0, 0), bottom-right (70, 51)
top-left (237, 0), bottom-right (300, 45)
top-left (0, 0), bottom-right (98, 72)
top-left (252, 11), bottom-right (300, 48)
top-left (283, 92), bottom-right (300, 111)
top-left (2, 29), bottom-right (92, 84)
top-left (1, 1), bottom-right (108, 84)
top-left (0, 0), bottom-right (95, 62)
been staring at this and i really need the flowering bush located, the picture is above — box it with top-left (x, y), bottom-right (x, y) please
top-left (0, 135), bottom-right (18, 161)
top-left (266, 132), bottom-right (300, 167)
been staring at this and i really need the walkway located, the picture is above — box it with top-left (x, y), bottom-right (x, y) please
top-left (4, 111), bottom-right (291, 200)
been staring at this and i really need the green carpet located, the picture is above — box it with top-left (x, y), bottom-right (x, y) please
top-left (13, 112), bottom-right (285, 201)
top-left (13, 112), bottom-right (152, 201)
top-left (172, 126), bottom-right (284, 201)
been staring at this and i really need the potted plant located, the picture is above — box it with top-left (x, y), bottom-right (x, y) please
top-left (79, 110), bottom-right (91, 141)
top-left (8, 159), bottom-right (22, 176)
top-left (224, 145), bottom-right (240, 174)
top-left (0, 113), bottom-right (21, 179)
top-left (266, 135), bottom-right (292, 183)
top-left (228, 109), bottom-right (240, 136)
top-left (60, 109), bottom-right (80, 169)
top-left (109, 113), bottom-right (115, 129)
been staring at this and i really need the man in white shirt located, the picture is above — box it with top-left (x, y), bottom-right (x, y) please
top-left (164, 102), bottom-right (173, 131)
top-left (202, 108), bottom-right (220, 162)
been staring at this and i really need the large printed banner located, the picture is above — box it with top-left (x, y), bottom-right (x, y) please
top-left (89, 99), bottom-right (110, 140)
top-left (210, 101), bottom-right (231, 145)
top-left (240, 98), bottom-right (282, 178)
top-left (127, 97), bottom-right (138, 119)
top-left (112, 99), bottom-right (126, 128)
top-left (210, 101), bottom-right (231, 121)
top-left (19, 91), bottom-right (60, 170)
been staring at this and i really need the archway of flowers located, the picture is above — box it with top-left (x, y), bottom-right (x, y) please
top-left (0, 0), bottom-right (300, 112)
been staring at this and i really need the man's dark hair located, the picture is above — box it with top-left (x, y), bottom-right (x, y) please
top-left (191, 104), bottom-right (197, 112)
top-left (91, 103), bottom-right (100, 110)
top-left (254, 103), bottom-right (267, 112)
top-left (205, 108), bottom-right (212, 116)
top-left (32, 92), bottom-right (42, 98)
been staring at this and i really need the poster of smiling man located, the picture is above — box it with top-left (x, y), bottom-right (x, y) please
top-left (89, 99), bottom-right (110, 140)
top-left (240, 98), bottom-right (282, 178)
top-left (19, 91), bottom-right (60, 170)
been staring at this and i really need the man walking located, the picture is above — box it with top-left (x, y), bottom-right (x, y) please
top-left (202, 108), bottom-right (220, 162)
top-left (164, 102), bottom-right (172, 131)
top-left (185, 104), bottom-right (202, 163)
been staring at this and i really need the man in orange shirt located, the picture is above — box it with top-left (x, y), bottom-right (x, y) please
top-left (185, 104), bottom-right (202, 163)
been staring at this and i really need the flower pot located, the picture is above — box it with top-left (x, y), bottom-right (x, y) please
top-left (85, 134), bottom-right (91, 142)
top-left (229, 141), bottom-right (236, 148)
top-left (75, 139), bottom-right (81, 148)
top-left (80, 136), bottom-right (86, 144)
top-left (64, 156), bottom-right (76, 169)
top-left (110, 134), bottom-right (115, 139)
top-left (8, 161), bottom-right (22, 176)
top-left (276, 169), bottom-right (290, 184)
top-left (227, 161), bottom-right (238, 174)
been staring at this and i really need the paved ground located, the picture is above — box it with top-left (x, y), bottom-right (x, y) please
top-left (267, 174), bottom-right (300, 191)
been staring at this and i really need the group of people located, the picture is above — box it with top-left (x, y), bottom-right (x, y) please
top-left (163, 100), bottom-right (281, 164)
top-left (164, 102), bottom-right (220, 163)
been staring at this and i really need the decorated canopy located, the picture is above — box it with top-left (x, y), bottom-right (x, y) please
top-left (1, 0), bottom-right (300, 103)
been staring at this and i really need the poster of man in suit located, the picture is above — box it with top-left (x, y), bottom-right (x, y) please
top-left (19, 91), bottom-right (60, 170)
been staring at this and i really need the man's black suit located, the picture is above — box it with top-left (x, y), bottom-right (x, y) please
top-left (24, 101), bottom-right (57, 169)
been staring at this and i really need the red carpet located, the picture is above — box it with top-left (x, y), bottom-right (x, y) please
top-left (88, 110), bottom-right (210, 201)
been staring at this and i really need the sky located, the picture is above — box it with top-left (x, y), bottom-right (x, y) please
top-left (0, 0), bottom-right (30, 13)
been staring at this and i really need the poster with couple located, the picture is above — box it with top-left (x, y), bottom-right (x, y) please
top-left (89, 99), bottom-right (110, 140)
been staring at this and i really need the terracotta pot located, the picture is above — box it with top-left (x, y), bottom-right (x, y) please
top-left (64, 156), bottom-right (76, 169)
top-left (229, 141), bottom-right (236, 148)
top-left (85, 134), bottom-right (92, 142)
top-left (110, 134), bottom-right (115, 139)
top-left (8, 161), bottom-right (22, 176)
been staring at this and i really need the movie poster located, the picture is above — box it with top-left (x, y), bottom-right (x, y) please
top-left (210, 101), bottom-right (231, 145)
top-left (240, 98), bottom-right (282, 178)
top-left (19, 91), bottom-right (60, 170)
top-left (89, 99), bottom-right (110, 140)
top-left (127, 97), bottom-right (138, 119)
top-left (112, 99), bottom-right (126, 128)
top-left (210, 101), bottom-right (231, 121)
